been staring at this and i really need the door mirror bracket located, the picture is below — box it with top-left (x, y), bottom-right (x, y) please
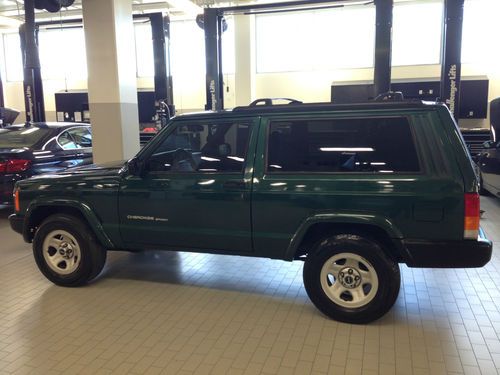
top-left (127, 157), bottom-right (145, 177)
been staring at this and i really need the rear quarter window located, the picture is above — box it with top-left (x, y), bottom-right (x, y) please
top-left (267, 117), bottom-right (420, 174)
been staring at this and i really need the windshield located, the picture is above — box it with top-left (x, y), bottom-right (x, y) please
top-left (0, 127), bottom-right (52, 149)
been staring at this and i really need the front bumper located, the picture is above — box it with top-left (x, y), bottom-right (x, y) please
top-left (403, 228), bottom-right (492, 268)
top-left (8, 213), bottom-right (24, 236)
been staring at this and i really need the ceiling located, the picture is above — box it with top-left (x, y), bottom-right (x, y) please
top-left (0, 0), bottom-right (242, 25)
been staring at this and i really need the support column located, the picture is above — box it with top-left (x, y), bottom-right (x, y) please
top-left (373, 0), bottom-right (393, 97)
top-left (150, 13), bottom-right (174, 117)
top-left (440, 0), bottom-right (464, 120)
top-left (234, 14), bottom-right (255, 107)
top-left (82, 0), bottom-right (140, 163)
top-left (204, 8), bottom-right (224, 111)
top-left (22, 0), bottom-right (45, 123)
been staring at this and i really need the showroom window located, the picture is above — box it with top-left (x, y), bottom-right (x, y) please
top-left (255, 5), bottom-right (375, 73)
top-left (391, 0), bottom-right (443, 66)
top-left (135, 18), bottom-right (235, 79)
top-left (267, 117), bottom-right (420, 173)
top-left (134, 22), bottom-right (155, 78)
top-left (462, 0), bottom-right (500, 63)
top-left (3, 27), bottom-right (87, 82)
top-left (38, 28), bottom-right (88, 80)
top-left (3, 33), bottom-right (23, 82)
top-left (148, 122), bottom-right (251, 173)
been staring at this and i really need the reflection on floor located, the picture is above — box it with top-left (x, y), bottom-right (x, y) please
top-left (0, 198), bottom-right (500, 375)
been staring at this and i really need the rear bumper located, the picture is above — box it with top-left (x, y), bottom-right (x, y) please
top-left (403, 228), bottom-right (492, 268)
top-left (9, 213), bottom-right (24, 236)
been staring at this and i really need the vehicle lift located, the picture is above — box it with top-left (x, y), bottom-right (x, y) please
top-left (202, 0), bottom-right (465, 120)
top-left (19, 0), bottom-right (174, 124)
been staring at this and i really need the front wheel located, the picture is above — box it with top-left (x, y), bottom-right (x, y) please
top-left (33, 214), bottom-right (107, 287)
top-left (303, 234), bottom-right (400, 324)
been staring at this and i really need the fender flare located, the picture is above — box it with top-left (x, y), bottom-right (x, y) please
top-left (23, 198), bottom-right (114, 248)
top-left (284, 213), bottom-right (404, 261)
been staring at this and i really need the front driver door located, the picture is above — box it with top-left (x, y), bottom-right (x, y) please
top-left (118, 117), bottom-right (258, 253)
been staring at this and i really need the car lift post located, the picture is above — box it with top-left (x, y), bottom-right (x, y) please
top-left (440, 0), bottom-right (464, 121)
top-left (204, 7), bottom-right (224, 112)
top-left (150, 13), bottom-right (175, 119)
top-left (21, 0), bottom-right (46, 123)
top-left (373, 0), bottom-right (393, 97)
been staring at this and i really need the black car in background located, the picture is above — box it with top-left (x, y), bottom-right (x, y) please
top-left (0, 122), bottom-right (92, 204)
top-left (478, 139), bottom-right (500, 197)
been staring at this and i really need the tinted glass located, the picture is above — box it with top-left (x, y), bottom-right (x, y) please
top-left (68, 127), bottom-right (92, 148)
top-left (58, 131), bottom-right (79, 150)
top-left (57, 127), bottom-right (92, 150)
top-left (267, 117), bottom-right (420, 173)
top-left (0, 127), bottom-right (52, 148)
top-left (149, 122), bottom-right (251, 173)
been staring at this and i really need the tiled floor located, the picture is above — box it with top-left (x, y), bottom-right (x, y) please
top-left (0, 198), bottom-right (500, 375)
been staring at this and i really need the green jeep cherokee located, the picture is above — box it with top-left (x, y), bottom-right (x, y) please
top-left (9, 99), bottom-right (492, 324)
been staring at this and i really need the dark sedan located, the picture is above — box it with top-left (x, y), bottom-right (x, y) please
top-left (0, 122), bottom-right (92, 204)
top-left (478, 139), bottom-right (500, 196)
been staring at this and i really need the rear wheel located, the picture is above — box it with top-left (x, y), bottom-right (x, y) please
top-left (33, 214), bottom-right (107, 287)
top-left (303, 234), bottom-right (400, 324)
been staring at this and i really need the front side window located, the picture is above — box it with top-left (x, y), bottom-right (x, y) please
top-left (148, 122), bottom-right (251, 173)
top-left (267, 117), bottom-right (420, 174)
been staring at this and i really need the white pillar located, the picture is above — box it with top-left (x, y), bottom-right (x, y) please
top-left (234, 14), bottom-right (256, 106)
top-left (82, 0), bottom-right (140, 163)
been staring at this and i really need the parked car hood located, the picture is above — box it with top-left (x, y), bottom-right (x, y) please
top-left (25, 160), bottom-right (126, 181)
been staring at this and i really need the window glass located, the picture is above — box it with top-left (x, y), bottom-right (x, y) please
top-left (67, 127), bottom-right (92, 148)
top-left (0, 127), bottom-right (52, 148)
top-left (149, 122), bottom-right (251, 173)
top-left (38, 28), bottom-right (87, 80)
top-left (462, 0), bottom-right (500, 63)
top-left (267, 117), bottom-right (419, 173)
top-left (58, 131), bottom-right (78, 150)
top-left (3, 33), bottom-right (23, 82)
top-left (134, 22), bottom-right (154, 77)
top-left (392, 1), bottom-right (443, 66)
top-left (255, 5), bottom-right (375, 73)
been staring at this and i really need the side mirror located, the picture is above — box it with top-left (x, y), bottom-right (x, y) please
top-left (127, 157), bottom-right (144, 176)
top-left (483, 140), bottom-right (495, 149)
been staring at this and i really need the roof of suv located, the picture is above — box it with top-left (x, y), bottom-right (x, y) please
top-left (174, 100), bottom-right (444, 120)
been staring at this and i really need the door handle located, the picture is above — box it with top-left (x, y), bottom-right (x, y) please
top-left (223, 180), bottom-right (245, 189)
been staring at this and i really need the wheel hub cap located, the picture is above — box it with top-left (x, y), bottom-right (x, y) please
top-left (42, 230), bottom-right (82, 275)
top-left (338, 267), bottom-right (361, 289)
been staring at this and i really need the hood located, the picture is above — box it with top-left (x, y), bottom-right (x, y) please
top-left (27, 160), bottom-right (126, 181)
top-left (69, 160), bottom-right (126, 173)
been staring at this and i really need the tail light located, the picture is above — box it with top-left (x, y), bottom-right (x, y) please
top-left (13, 187), bottom-right (20, 212)
top-left (0, 159), bottom-right (31, 173)
top-left (464, 193), bottom-right (480, 239)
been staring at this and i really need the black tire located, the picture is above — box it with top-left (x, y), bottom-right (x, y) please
top-left (303, 234), bottom-right (400, 324)
top-left (33, 214), bottom-right (107, 287)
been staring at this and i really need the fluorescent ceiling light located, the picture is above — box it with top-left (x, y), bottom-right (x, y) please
top-left (319, 147), bottom-right (374, 152)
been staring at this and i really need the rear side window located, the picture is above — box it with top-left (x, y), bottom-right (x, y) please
top-left (267, 117), bottom-right (420, 173)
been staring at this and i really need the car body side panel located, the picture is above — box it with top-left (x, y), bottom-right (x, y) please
top-left (251, 110), bottom-right (465, 260)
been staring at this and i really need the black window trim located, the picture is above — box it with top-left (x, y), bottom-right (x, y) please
top-left (146, 119), bottom-right (254, 176)
top-left (263, 114), bottom-right (425, 176)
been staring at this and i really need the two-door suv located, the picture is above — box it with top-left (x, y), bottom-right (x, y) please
top-left (9, 98), bottom-right (492, 323)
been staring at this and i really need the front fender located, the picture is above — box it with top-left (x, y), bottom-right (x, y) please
top-left (284, 212), bottom-right (403, 261)
top-left (23, 198), bottom-right (114, 248)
